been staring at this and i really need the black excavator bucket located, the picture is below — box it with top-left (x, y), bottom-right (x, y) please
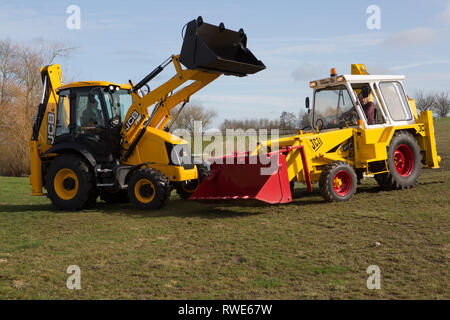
top-left (180, 16), bottom-right (266, 76)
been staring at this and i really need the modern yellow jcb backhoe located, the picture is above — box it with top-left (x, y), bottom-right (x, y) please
top-left (29, 17), bottom-right (265, 210)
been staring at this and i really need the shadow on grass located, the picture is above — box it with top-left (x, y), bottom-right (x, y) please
top-left (93, 200), bottom-right (268, 219)
top-left (0, 203), bottom-right (56, 213)
top-left (4, 181), bottom-right (435, 216)
top-left (0, 189), bottom-right (328, 216)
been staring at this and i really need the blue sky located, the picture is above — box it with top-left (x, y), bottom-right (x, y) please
top-left (1, 0), bottom-right (450, 126)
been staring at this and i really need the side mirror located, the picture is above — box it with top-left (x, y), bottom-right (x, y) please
top-left (305, 97), bottom-right (310, 114)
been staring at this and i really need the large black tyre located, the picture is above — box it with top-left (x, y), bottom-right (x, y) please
top-left (128, 167), bottom-right (170, 210)
top-left (375, 131), bottom-right (422, 190)
top-left (45, 154), bottom-right (96, 211)
top-left (176, 164), bottom-right (209, 200)
top-left (99, 188), bottom-right (128, 203)
top-left (319, 161), bottom-right (357, 202)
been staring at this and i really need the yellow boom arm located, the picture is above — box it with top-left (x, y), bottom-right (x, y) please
top-left (120, 55), bottom-right (220, 159)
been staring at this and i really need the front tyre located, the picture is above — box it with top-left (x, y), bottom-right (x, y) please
top-left (45, 154), bottom-right (96, 211)
top-left (319, 161), bottom-right (357, 202)
top-left (128, 168), bottom-right (170, 210)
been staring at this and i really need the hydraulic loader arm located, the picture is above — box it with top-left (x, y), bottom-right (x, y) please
top-left (120, 55), bottom-right (220, 160)
top-left (120, 17), bottom-right (266, 161)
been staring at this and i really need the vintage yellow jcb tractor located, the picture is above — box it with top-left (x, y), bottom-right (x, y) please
top-left (190, 65), bottom-right (441, 203)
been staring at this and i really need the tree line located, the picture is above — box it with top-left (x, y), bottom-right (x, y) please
top-left (0, 37), bottom-right (449, 177)
top-left (414, 90), bottom-right (450, 118)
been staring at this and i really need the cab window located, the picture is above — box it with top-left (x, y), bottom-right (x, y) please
top-left (56, 89), bottom-right (70, 136)
top-left (103, 88), bottom-right (133, 124)
top-left (379, 81), bottom-right (412, 121)
top-left (313, 85), bottom-right (356, 130)
top-left (73, 88), bottom-right (106, 131)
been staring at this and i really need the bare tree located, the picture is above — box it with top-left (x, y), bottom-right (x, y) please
top-left (0, 39), bottom-right (75, 176)
top-left (298, 110), bottom-right (312, 129)
top-left (280, 111), bottom-right (297, 130)
top-left (0, 39), bottom-right (18, 125)
top-left (171, 104), bottom-right (217, 134)
top-left (434, 91), bottom-right (450, 118)
top-left (414, 90), bottom-right (436, 113)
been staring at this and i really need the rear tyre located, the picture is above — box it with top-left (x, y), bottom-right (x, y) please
top-left (176, 164), bottom-right (209, 200)
top-left (99, 188), bottom-right (128, 203)
top-left (45, 154), bottom-right (96, 211)
top-left (319, 161), bottom-right (357, 202)
top-left (128, 168), bottom-right (170, 210)
top-left (375, 131), bottom-right (422, 190)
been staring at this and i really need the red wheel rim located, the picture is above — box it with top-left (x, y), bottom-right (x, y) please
top-left (333, 170), bottom-right (352, 196)
top-left (394, 144), bottom-right (414, 177)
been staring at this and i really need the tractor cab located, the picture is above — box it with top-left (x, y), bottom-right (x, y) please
top-left (308, 69), bottom-right (415, 132)
top-left (54, 82), bottom-right (132, 162)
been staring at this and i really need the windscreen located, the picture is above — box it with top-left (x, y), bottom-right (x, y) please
top-left (313, 86), bottom-right (357, 130)
top-left (103, 89), bottom-right (133, 123)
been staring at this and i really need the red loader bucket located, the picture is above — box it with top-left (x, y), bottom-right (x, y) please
top-left (190, 152), bottom-right (292, 204)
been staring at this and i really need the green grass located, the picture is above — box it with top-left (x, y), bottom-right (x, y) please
top-left (0, 118), bottom-right (449, 299)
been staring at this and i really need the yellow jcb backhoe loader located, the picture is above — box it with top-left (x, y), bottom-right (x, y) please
top-left (190, 64), bottom-right (441, 203)
top-left (29, 17), bottom-right (265, 210)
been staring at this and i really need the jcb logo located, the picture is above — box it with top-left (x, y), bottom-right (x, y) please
top-left (47, 112), bottom-right (55, 145)
top-left (310, 137), bottom-right (323, 151)
top-left (125, 110), bottom-right (139, 131)
top-left (418, 124), bottom-right (425, 133)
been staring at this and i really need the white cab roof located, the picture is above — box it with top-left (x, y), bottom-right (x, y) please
top-left (343, 74), bottom-right (405, 81)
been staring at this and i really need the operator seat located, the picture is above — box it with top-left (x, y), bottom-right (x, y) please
top-left (81, 93), bottom-right (104, 127)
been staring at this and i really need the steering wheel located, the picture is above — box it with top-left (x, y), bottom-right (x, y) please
top-left (343, 112), bottom-right (359, 125)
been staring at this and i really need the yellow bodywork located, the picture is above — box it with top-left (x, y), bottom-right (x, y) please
top-left (30, 64), bottom-right (64, 195)
top-left (30, 61), bottom-right (441, 199)
top-left (122, 127), bottom-right (198, 181)
top-left (119, 55), bottom-right (219, 182)
top-left (254, 111), bottom-right (439, 185)
top-left (249, 64), bottom-right (440, 186)
top-left (30, 57), bottom-right (221, 195)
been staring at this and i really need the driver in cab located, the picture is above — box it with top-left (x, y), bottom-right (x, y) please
top-left (337, 86), bottom-right (375, 126)
top-left (358, 86), bottom-right (375, 125)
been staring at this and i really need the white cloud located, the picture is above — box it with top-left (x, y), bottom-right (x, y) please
top-left (390, 60), bottom-right (450, 71)
top-left (291, 63), bottom-right (322, 81)
top-left (264, 43), bottom-right (338, 56)
top-left (439, 2), bottom-right (450, 24)
top-left (259, 33), bottom-right (383, 57)
top-left (381, 27), bottom-right (437, 47)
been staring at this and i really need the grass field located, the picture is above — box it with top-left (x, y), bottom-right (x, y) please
top-left (0, 119), bottom-right (449, 299)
